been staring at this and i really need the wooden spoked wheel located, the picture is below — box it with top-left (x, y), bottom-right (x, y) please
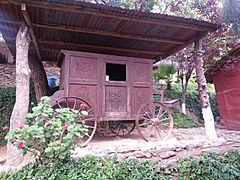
top-left (109, 120), bottom-right (135, 137)
top-left (53, 97), bottom-right (97, 147)
top-left (136, 102), bottom-right (173, 141)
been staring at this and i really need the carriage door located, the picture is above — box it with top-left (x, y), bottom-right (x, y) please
top-left (103, 61), bottom-right (130, 118)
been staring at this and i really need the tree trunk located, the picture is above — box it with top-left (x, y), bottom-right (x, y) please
top-left (7, 25), bottom-right (31, 166)
top-left (194, 34), bottom-right (217, 140)
top-left (181, 74), bottom-right (187, 114)
top-left (29, 56), bottom-right (50, 103)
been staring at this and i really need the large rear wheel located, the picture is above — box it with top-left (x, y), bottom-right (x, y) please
top-left (53, 97), bottom-right (97, 146)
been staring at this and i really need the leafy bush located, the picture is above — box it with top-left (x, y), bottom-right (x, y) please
top-left (165, 83), bottom-right (219, 120)
top-left (153, 64), bottom-right (177, 89)
top-left (0, 86), bottom-right (36, 144)
top-left (5, 96), bottom-right (88, 161)
top-left (1, 150), bottom-right (240, 180)
top-left (178, 150), bottom-right (240, 180)
top-left (0, 156), bottom-right (169, 180)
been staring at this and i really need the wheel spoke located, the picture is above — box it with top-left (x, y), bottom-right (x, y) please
top-left (158, 125), bottom-right (168, 134)
top-left (65, 97), bottom-right (69, 108)
top-left (87, 108), bottom-right (93, 113)
top-left (73, 98), bottom-right (78, 109)
top-left (82, 118), bottom-right (95, 122)
top-left (158, 117), bottom-right (170, 123)
top-left (157, 106), bottom-right (163, 118)
top-left (158, 110), bottom-right (168, 119)
top-left (139, 121), bottom-right (152, 127)
top-left (140, 116), bottom-right (151, 121)
top-left (56, 101), bottom-right (62, 108)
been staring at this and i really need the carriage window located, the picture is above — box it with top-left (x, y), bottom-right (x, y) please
top-left (106, 63), bottom-right (126, 81)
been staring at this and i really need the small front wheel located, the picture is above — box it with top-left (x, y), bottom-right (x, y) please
top-left (136, 102), bottom-right (173, 141)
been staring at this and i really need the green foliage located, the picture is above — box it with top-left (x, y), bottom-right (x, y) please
top-left (5, 96), bottom-right (88, 161)
top-left (0, 156), bottom-right (170, 180)
top-left (0, 86), bottom-right (36, 145)
top-left (1, 150), bottom-right (240, 180)
top-left (165, 83), bottom-right (219, 120)
top-left (178, 150), bottom-right (240, 180)
top-left (172, 109), bottom-right (199, 128)
top-left (153, 64), bottom-right (177, 89)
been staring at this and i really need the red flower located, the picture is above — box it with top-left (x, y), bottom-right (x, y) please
top-left (62, 123), bottom-right (68, 129)
top-left (18, 124), bottom-right (25, 129)
top-left (2, 126), bottom-right (10, 131)
top-left (80, 103), bottom-right (87, 109)
top-left (18, 141), bottom-right (24, 149)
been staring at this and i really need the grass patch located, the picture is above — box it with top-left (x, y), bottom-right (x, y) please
top-left (172, 109), bottom-right (199, 128)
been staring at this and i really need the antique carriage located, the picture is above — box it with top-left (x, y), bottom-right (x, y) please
top-left (51, 50), bottom-right (174, 146)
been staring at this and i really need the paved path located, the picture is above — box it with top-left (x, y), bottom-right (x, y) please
top-left (72, 127), bottom-right (240, 165)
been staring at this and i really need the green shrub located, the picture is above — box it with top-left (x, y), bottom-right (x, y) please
top-left (165, 83), bottom-right (219, 120)
top-left (5, 96), bottom-right (89, 162)
top-left (1, 150), bottom-right (240, 180)
top-left (0, 85), bottom-right (36, 145)
top-left (0, 156), bottom-right (170, 180)
top-left (178, 150), bottom-right (240, 180)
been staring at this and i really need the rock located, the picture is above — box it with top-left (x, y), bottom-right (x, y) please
top-left (0, 158), bottom-right (6, 164)
top-left (127, 156), bottom-right (137, 159)
top-left (132, 151), bottom-right (145, 158)
top-left (144, 152), bottom-right (152, 158)
top-left (159, 151), bottom-right (176, 159)
top-left (0, 165), bottom-right (12, 173)
top-left (116, 155), bottom-right (125, 162)
top-left (175, 148), bottom-right (182, 152)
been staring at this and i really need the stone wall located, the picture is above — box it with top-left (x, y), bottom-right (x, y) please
top-left (0, 62), bottom-right (60, 87)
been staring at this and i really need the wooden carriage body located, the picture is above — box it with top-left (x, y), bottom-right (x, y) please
top-left (57, 50), bottom-right (155, 121)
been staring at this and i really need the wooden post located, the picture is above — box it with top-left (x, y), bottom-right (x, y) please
top-left (194, 34), bottom-right (217, 140)
top-left (29, 56), bottom-right (50, 102)
top-left (7, 25), bottom-right (31, 166)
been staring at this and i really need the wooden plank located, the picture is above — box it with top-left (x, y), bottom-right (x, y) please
top-left (21, 4), bottom-right (41, 60)
top-left (9, 0), bottom-right (216, 31)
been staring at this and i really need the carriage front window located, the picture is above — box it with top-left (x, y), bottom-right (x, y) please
top-left (106, 63), bottom-right (126, 81)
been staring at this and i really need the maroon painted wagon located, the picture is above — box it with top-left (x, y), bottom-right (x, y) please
top-left (51, 50), bottom-right (174, 146)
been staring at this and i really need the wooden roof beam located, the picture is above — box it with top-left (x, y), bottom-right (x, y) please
top-left (8, 38), bottom-right (165, 56)
top-left (0, 17), bottom-right (185, 45)
top-left (9, 0), bottom-right (216, 32)
top-left (33, 22), bottom-right (185, 45)
top-left (37, 40), bottom-right (165, 56)
top-left (6, 38), bottom-right (165, 56)
top-left (21, 4), bottom-right (41, 60)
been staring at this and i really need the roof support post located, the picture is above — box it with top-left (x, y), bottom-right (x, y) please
top-left (7, 25), bottom-right (31, 166)
top-left (194, 33), bottom-right (217, 140)
top-left (21, 3), bottom-right (41, 60)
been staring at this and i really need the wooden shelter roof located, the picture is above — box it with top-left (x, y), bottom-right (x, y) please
top-left (205, 46), bottom-right (240, 83)
top-left (0, 0), bottom-right (220, 62)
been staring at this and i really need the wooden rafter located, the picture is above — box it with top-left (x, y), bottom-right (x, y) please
top-left (21, 4), bottom-right (41, 60)
top-left (33, 23), bottom-right (185, 45)
top-left (7, 0), bottom-right (216, 32)
top-left (38, 40), bottom-right (165, 56)
top-left (0, 17), bottom-right (185, 45)
top-left (7, 38), bottom-right (165, 56)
